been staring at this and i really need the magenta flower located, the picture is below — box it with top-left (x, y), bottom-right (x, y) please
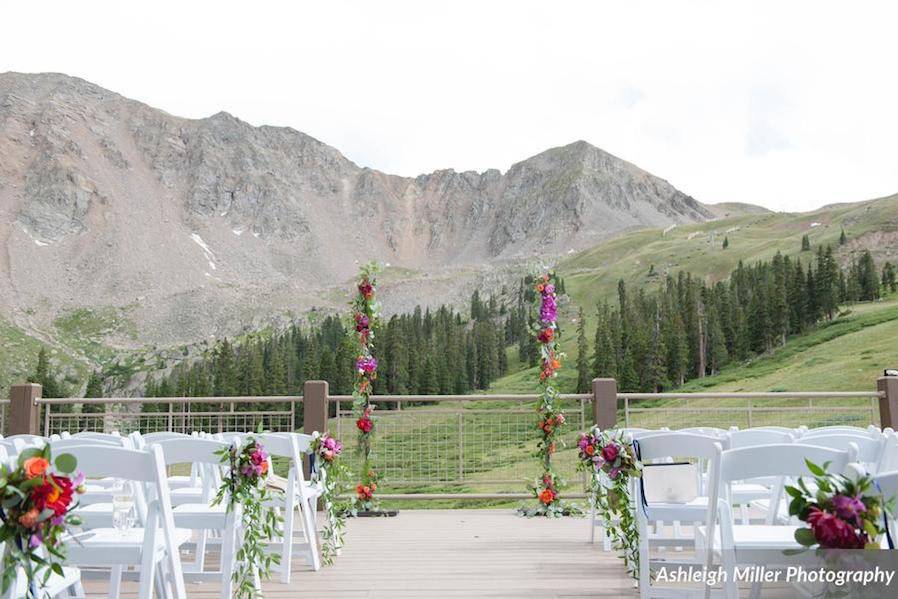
top-left (609, 467), bottom-right (621, 479)
top-left (356, 356), bottom-right (378, 373)
top-left (832, 494), bottom-right (866, 523)
top-left (601, 443), bottom-right (620, 463)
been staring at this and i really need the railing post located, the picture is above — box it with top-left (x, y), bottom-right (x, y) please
top-left (877, 375), bottom-right (898, 430)
top-left (303, 380), bottom-right (329, 479)
top-left (592, 378), bottom-right (618, 430)
top-left (10, 383), bottom-right (42, 436)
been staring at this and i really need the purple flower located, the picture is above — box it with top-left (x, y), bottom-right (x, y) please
top-left (356, 356), bottom-right (378, 373)
top-left (609, 467), bottom-right (621, 479)
top-left (832, 494), bottom-right (866, 523)
top-left (29, 534), bottom-right (42, 548)
top-left (73, 472), bottom-right (85, 487)
top-left (51, 515), bottom-right (65, 527)
top-left (540, 294), bottom-right (558, 324)
top-left (543, 284), bottom-right (555, 295)
top-left (577, 435), bottom-right (590, 451)
top-left (324, 437), bottom-right (336, 450)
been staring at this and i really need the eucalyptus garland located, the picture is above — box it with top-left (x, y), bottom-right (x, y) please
top-left (310, 432), bottom-right (349, 564)
top-left (520, 272), bottom-right (571, 517)
top-left (213, 436), bottom-right (282, 598)
top-left (351, 262), bottom-right (382, 512)
top-left (576, 428), bottom-right (643, 578)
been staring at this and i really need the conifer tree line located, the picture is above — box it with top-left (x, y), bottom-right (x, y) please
top-left (141, 302), bottom-right (510, 409)
top-left (587, 245), bottom-right (896, 393)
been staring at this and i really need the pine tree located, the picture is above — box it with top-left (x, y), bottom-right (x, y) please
top-left (858, 250), bottom-right (880, 301)
top-left (883, 262), bottom-right (897, 293)
top-left (213, 339), bottom-right (239, 397)
top-left (29, 348), bottom-right (66, 398)
top-left (839, 228), bottom-right (847, 245)
top-left (418, 355), bottom-right (439, 394)
top-left (801, 234), bottom-right (811, 251)
top-left (722, 236), bottom-right (729, 249)
top-left (575, 307), bottom-right (590, 393)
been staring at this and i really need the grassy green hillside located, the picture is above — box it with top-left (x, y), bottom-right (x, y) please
top-left (490, 194), bottom-right (898, 395)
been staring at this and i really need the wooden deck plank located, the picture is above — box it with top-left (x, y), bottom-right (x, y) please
top-left (82, 509), bottom-right (634, 597)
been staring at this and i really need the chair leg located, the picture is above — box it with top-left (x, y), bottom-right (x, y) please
top-left (220, 512), bottom-right (238, 599)
top-left (588, 502), bottom-right (596, 544)
top-left (108, 565), bottom-right (123, 599)
top-left (195, 530), bottom-right (208, 572)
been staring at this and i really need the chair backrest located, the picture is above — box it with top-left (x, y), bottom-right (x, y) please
top-left (152, 437), bottom-right (229, 498)
top-left (799, 434), bottom-right (885, 471)
top-left (726, 428), bottom-right (794, 449)
top-left (679, 427), bottom-right (728, 437)
top-left (140, 431), bottom-right (193, 444)
top-left (72, 431), bottom-right (122, 441)
top-left (803, 426), bottom-right (876, 438)
top-left (637, 432), bottom-right (725, 462)
top-left (718, 443), bottom-right (854, 484)
top-left (51, 436), bottom-right (129, 451)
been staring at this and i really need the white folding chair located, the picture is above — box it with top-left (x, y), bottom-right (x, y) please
top-left (256, 432), bottom-right (322, 578)
top-left (697, 444), bottom-right (854, 599)
top-left (61, 444), bottom-right (189, 599)
top-left (724, 429), bottom-right (794, 524)
top-left (634, 432), bottom-right (722, 598)
top-left (153, 436), bottom-right (240, 599)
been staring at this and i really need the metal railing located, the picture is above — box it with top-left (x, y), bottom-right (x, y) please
top-left (329, 394), bottom-right (590, 492)
top-left (37, 396), bottom-right (300, 437)
top-left (618, 391), bottom-right (883, 430)
top-left (8, 376), bottom-right (896, 500)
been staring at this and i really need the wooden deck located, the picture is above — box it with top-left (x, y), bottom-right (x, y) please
top-left (85, 509), bottom-right (635, 598)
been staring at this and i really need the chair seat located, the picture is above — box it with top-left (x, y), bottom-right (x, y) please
top-left (66, 527), bottom-right (193, 566)
top-left (173, 502), bottom-right (228, 528)
top-left (646, 496), bottom-right (710, 521)
top-left (170, 486), bottom-right (205, 506)
top-left (730, 482), bottom-right (772, 503)
top-left (168, 475), bottom-right (198, 489)
top-left (696, 524), bottom-right (801, 551)
top-left (72, 502), bottom-right (115, 529)
top-left (10, 566), bottom-right (81, 596)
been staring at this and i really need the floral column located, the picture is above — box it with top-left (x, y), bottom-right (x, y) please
top-left (521, 273), bottom-right (569, 517)
top-left (351, 262), bottom-right (380, 511)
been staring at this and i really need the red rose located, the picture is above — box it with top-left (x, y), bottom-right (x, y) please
top-left (31, 475), bottom-right (74, 517)
top-left (601, 444), bottom-right (619, 463)
top-left (807, 507), bottom-right (865, 549)
top-left (539, 488), bottom-right (556, 505)
top-left (356, 417), bottom-right (373, 433)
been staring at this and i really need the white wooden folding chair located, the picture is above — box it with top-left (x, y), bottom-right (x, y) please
top-left (61, 444), bottom-right (189, 599)
top-left (255, 432), bottom-right (322, 578)
top-left (153, 436), bottom-right (240, 599)
top-left (696, 443), bottom-right (854, 599)
top-left (724, 429), bottom-right (795, 524)
top-left (634, 432), bottom-right (723, 599)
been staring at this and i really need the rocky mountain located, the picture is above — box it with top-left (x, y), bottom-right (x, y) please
top-left (0, 72), bottom-right (711, 348)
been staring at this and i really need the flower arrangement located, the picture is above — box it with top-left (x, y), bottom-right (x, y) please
top-left (350, 262), bottom-right (382, 513)
top-left (521, 272), bottom-right (571, 517)
top-left (787, 460), bottom-right (892, 549)
top-left (310, 432), bottom-right (350, 564)
top-left (577, 427), bottom-right (643, 578)
top-left (0, 445), bottom-right (84, 598)
top-left (214, 436), bottom-right (282, 599)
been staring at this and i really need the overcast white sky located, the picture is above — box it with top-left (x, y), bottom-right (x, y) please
top-left (3, 1), bottom-right (897, 211)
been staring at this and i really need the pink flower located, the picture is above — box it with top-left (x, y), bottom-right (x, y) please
top-left (577, 435), bottom-right (590, 451)
top-left (29, 534), bottom-right (42, 549)
top-left (324, 437), bottom-right (336, 450)
top-left (807, 507), bottom-right (865, 549)
top-left (601, 443), bottom-right (619, 462)
top-left (356, 356), bottom-right (378, 373)
top-left (609, 467), bottom-right (621, 479)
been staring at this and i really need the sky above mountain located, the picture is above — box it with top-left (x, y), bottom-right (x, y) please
top-left (4, 1), bottom-right (897, 212)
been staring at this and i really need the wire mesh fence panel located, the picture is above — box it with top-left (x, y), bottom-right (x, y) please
top-left (329, 398), bottom-right (590, 493)
top-left (42, 400), bottom-right (298, 436)
top-left (621, 396), bottom-right (880, 430)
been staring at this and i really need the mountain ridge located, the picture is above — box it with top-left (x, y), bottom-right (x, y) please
top-left (0, 72), bottom-right (718, 348)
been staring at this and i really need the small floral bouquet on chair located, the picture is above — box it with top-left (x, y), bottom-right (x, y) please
top-left (311, 432), bottom-right (349, 564)
top-left (576, 428), bottom-right (643, 579)
top-left (787, 460), bottom-right (892, 549)
top-left (214, 436), bottom-right (282, 599)
top-left (0, 445), bottom-right (85, 598)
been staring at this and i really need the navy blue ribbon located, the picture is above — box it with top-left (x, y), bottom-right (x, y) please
top-left (874, 481), bottom-right (895, 550)
top-left (632, 438), bottom-right (649, 517)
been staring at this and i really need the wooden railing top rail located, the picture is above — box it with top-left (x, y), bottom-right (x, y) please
top-left (35, 395), bottom-right (303, 405)
top-left (619, 391), bottom-right (885, 400)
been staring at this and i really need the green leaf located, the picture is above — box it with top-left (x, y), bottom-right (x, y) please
top-left (805, 459), bottom-right (825, 477)
top-left (795, 527), bottom-right (817, 547)
top-left (17, 447), bottom-right (42, 466)
top-left (54, 453), bottom-right (77, 474)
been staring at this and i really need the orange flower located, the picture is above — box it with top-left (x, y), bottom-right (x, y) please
top-left (260, 461), bottom-right (269, 475)
top-left (539, 488), bottom-right (555, 505)
top-left (18, 508), bottom-right (39, 529)
top-left (551, 360), bottom-right (561, 369)
top-left (585, 445), bottom-right (595, 456)
top-left (548, 442), bottom-right (557, 455)
top-left (23, 457), bottom-right (49, 479)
